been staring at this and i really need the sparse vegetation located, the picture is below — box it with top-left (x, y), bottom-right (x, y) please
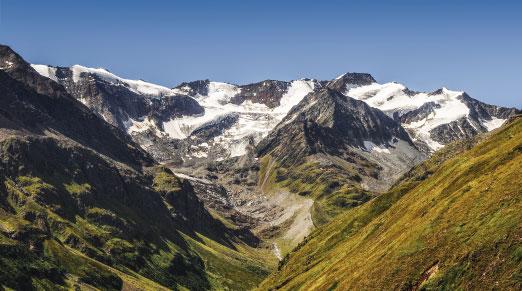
top-left (259, 156), bottom-right (375, 225)
top-left (0, 138), bottom-right (270, 290)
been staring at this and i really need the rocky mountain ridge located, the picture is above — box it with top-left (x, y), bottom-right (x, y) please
top-left (31, 63), bottom-right (519, 163)
top-left (340, 77), bottom-right (519, 151)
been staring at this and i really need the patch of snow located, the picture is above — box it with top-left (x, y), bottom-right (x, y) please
top-left (363, 140), bottom-right (391, 154)
top-left (163, 110), bottom-right (228, 139)
top-left (1, 60), bottom-right (14, 70)
top-left (191, 150), bottom-right (208, 158)
top-left (70, 65), bottom-right (173, 97)
top-left (347, 83), bottom-right (465, 116)
top-left (347, 83), bottom-right (468, 151)
top-left (124, 117), bottom-right (163, 137)
top-left (173, 172), bottom-right (212, 184)
top-left (482, 117), bottom-right (506, 131)
top-left (205, 81), bottom-right (241, 103)
top-left (272, 243), bottom-right (283, 261)
top-left (171, 85), bottom-right (192, 95)
top-left (467, 117), bottom-right (479, 131)
top-left (335, 73), bottom-right (346, 80)
top-left (275, 79), bottom-right (315, 114)
top-left (30, 64), bottom-right (58, 81)
top-left (356, 138), bottom-right (426, 192)
top-left (78, 97), bottom-right (89, 106)
top-left (403, 90), bottom-right (469, 150)
top-left (229, 139), bottom-right (250, 157)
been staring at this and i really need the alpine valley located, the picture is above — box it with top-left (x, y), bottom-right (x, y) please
top-left (0, 44), bottom-right (520, 290)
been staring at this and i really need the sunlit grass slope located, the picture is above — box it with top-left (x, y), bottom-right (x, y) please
top-left (259, 116), bottom-right (522, 290)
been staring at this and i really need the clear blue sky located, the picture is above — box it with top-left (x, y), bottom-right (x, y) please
top-left (0, 0), bottom-right (520, 107)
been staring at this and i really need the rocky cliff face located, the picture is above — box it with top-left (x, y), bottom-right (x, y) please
top-left (0, 46), bottom-right (153, 168)
top-left (256, 87), bottom-right (424, 193)
top-left (31, 64), bottom-right (204, 131)
top-left (327, 72), bottom-right (376, 92)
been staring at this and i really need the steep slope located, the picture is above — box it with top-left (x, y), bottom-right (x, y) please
top-left (256, 87), bottom-right (425, 225)
top-left (30, 64), bottom-right (203, 130)
top-left (259, 115), bottom-right (522, 290)
top-left (0, 138), bottom-right (270, 290)
top-left (0, 47), bottom-right (153, 168)
top-left (0, 45), bottom-right (271, 290)
top-left (341, 78), bottom-right (520, 151)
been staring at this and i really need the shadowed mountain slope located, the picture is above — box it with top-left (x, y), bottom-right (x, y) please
top-left (0, 45), bottom-right (271, 290)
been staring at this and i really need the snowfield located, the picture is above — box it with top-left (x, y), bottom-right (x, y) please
top-left (31, 64), bottom-right (59, 81)
top-left (32, 64), bottom-right (316, 160)
top-left (346, 82), bottom-right (505, 150)
top-left (482, 117), bottom-right (506, 131)
top-left (32, 64), bottom-right (174, 97)
top-left (163, 80), bottom-right (316, 158)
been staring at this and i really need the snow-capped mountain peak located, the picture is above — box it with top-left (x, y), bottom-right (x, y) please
top-left (31, 63), bottom-right (321, 162)
top-left (32, 64), bottom-right (174, 98)
top-left (162, 78), bottom-right (318, 160)
top-left (29, 62), bottom-right (519, 162)
top-left (344, 80), bottom-right (516, 151)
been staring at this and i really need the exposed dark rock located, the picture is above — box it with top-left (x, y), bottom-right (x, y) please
top-left (150, 94), bottom-right (204, 125)
top-left (174, 79), bottom-right (210, 96)
top-left (257, 88), bottom-right (414, 165)
top-left (190, 113), bottom-right (239, 140)
top-left (32, 65), bottom-right (204, 131)
top-left (427, 94), bottom-right (520, 145)
top-left (231, 80), bottom-right (290, 108)
top-left (0, 45), bottom-right (153, 168)
top-left (460, 92), bottom-right (520, 121)
top-left (327, 73), bottom-right (376, 92)
top-left (429, 117), bottom-right (481, 144)
top-left (399, 102), bottom-right (441, 124)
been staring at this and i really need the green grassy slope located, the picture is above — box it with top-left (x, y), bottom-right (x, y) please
top-left (258, 154), bottom-right (376, 226)
top-left (0, 137), bottom-right (270, 290)
top-left (259, 116), bottom-right (522, 290)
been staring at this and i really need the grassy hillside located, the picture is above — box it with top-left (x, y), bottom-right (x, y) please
top-left (0, 137), bottom-right (270, 290)
top-left (259, 116), bottom-right (522, 290)
top-left (258, 154), bottom-right (376, 226)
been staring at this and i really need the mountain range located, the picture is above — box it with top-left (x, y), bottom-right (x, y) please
top-left (1, 44), bottom-right (520, 290)
top-left (30, 63), bottom-right (517, 163)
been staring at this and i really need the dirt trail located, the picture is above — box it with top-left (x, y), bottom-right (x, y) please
top-left (272, 243), bottom-right (283, 261)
